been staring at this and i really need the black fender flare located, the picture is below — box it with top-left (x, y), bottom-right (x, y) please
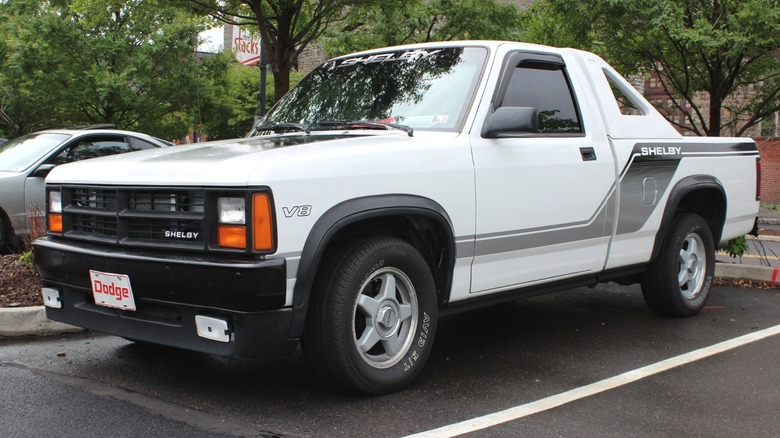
top-left (650, 175), bottom-right (726, 262)
top-left (289, 194), bottom-right (456, 338)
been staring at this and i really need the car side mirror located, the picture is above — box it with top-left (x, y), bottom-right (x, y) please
top-left (481, 107), bottom-right (537, 138)
top-left (31, 163), bottom-right (56, 178)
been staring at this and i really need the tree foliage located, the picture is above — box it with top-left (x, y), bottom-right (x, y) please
top-left (320, 0), bottom-right (523, 56)
top-left (0, 0), bottom-right (227, 140)
top-left (182, 0), bottom-right (378, 101)
top-left (181, 0), bottom-right (520, 100)
top-left (521, 0), bottom-right (780, 137)
top-left (195, 51), bottom-right (305, 140)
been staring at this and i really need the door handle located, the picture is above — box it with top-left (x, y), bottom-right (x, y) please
top-left (580, 147), bottom-right (597, 161)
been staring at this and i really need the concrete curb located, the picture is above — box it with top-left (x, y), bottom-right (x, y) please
top-left (0, 306), bottom-right (84, 337)
top-left (715, 264), bottom-right (780, 285)
top-left (1, 263), bottom-right (777, 337)
top-left (750, 234), bottom-right (780, 243)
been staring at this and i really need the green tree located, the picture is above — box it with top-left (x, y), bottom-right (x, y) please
top-left (0, 0), bottom-right (221, 140)
top-left (0, 1), bottom-right (68, 136)
top-left (320, 0), bottom-right (522, 56)
top-left (195, 51), bottom-right (305, 139)
top-left (183, 0), bottom-right (379, 102)
top-left (521, 0), bottom-right (780, 137)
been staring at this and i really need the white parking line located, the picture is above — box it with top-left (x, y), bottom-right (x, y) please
top-left (406, 324), bottom-right (780, 438)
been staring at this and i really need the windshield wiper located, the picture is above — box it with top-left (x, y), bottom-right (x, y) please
top-left (251, 122), bottom-right (310, 135)
top-left (315, 120), bottom-right (414, 137)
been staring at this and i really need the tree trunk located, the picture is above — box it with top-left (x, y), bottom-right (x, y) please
top-left (272, 58), bottom-right (291, 102)
top-left (707, 92), bottom-right (722, 137)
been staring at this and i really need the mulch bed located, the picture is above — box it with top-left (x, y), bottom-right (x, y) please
top-left (0, 254), bottom-right (43, 308)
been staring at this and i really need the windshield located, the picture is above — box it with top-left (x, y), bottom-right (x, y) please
top-left (0, 133), bottom-right (70, 172)
top-left (261, 47), bottom-right (488, 132)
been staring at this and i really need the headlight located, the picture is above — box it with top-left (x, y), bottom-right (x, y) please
top-left (215, 193), bottom-right (274, 252)
top-left (217, 196), bottom-right (246, 249)
top-left (49, 190), bottom-right (62, 214)
top-left (218, 197), bottom-right (245, 224)
top-left (48, 190), bottom-right (63, 233)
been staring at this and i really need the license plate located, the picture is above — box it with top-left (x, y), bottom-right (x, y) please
top-left (89, 270), bottom-right (137, 311)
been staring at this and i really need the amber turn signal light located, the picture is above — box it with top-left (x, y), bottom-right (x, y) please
top-left (252, 192), bottom-right (274, 251)
top-left (217, 225), bottom-right (246, 249)
top-left (49, 214), bottom-right (63, 233)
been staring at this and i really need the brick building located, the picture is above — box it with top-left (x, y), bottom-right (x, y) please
top-left (757, 138), bottom-right (780, 203)
top-left (643, 71), bottom-right (765, 138)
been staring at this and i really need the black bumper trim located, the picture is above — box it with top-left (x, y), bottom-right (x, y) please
top-left (33, 237), bottom-right (286, 311)
top-left (33, 237), bottom-right (297, 358)
top-left (44, 284), bottom-right (297, 358)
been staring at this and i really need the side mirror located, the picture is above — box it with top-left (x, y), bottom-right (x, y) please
top-left (481, 107), bottom-right (537, 138)
top-left (31, 163), bottom-right (56, 178)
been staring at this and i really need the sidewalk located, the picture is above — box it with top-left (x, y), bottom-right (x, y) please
top-left (3, 211), bottom-right (779, 337)
top-left (715, 206), bottom-right (780, 285)
top-left (758, 205), bottom-right (780, 226)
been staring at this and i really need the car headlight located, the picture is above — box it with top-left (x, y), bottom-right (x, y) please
top-left (215, 193), bottom-right (274, 251)
top-left (218, 197), bottom-right (245, 224)
top-left (48, 190), bottom-right (63, 233)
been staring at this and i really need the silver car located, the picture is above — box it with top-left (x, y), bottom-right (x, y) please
top-left (0, 127), bottom-right (170, 246)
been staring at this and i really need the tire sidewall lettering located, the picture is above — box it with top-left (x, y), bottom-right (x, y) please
top-left (348, 244), bottom-right (436, 387)
top-left (361, 259), bottom-right (385, 284)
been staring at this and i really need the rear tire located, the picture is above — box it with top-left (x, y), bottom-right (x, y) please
top-left (642, 213), bottom-right (715, 316)
top-left (302, 236), bottom-right (437, 395)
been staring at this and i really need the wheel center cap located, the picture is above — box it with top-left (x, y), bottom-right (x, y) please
top-left (377, 306), bottom-right (398, 330)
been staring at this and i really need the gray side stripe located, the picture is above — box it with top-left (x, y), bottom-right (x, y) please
top-left (282, 142), bottom-right (756, 267)
top-left (615, 156), bottom-right (679, 234)
top-left (468, 141), bottom-right (755, 257)
top-left (456, 238), bottom-right (476, 258)
top-left (473, 187), bottom-right (613, 256)
top-left (475, 210), bottom-right (609, 256)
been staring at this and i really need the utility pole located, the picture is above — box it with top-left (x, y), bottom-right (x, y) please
top-left (259, 46), bottom-right (268, 117)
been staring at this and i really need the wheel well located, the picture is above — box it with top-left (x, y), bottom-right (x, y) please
top-left (321, 214), bottom-right (454, 305)
top-left (651, 183), bottom-right (726, 263)
top-left (673, 188), bottom-right (726, 244)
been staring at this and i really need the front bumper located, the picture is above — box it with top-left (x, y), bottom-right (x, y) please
top-left (32, 237), bottom-right (298, 358)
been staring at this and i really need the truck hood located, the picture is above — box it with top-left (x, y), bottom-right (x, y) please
top-left (45, 132), bottom-right (421, 186)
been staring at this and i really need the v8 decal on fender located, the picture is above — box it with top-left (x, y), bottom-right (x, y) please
top-left (283, 205), bottom-right (312, 218)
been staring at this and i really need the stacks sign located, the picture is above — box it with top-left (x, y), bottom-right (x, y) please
top-left (232, 25), bottom-right (261, 66)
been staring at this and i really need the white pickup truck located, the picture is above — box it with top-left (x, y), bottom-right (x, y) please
top-left (34, 41), bottom-right (760, 394)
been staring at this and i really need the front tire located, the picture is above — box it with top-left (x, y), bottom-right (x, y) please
top-left (303, 236), bottom-right (437, 395)
top-left (642, 213), bottom-right (715, 316)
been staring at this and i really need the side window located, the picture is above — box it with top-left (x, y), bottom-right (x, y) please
top-left (128, 137), bottom-right (159, 150)
top-left (603, 69), bottom-right (646, 116)
top-left (48, 136), bottom-right (131, 164)
top-left (499, 61), bottom-right (583, 134)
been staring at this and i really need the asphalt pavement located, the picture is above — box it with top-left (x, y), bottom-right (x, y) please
top-left (3, 283), bottom-right (779, 437)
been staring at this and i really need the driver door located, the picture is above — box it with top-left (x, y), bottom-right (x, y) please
top-left (469, 51), bottom-right (615, 294)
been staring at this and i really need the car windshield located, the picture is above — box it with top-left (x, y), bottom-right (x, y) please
top-left (260, 47), bottom-right (488, 132)
top-left (0, 133), bottom-right (70, 172)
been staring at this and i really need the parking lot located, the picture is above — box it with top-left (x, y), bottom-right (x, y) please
top-left (2, 282), bottom-right (779, 437)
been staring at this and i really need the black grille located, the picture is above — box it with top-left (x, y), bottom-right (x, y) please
top-left (61, 186), bottom-right (208, 249)
top-left (71, 187), bottom-right (118, 210)
top-left (128, 191), bottom-right (205, 213)
top-left (71, 215), bottom-right (118, 237)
